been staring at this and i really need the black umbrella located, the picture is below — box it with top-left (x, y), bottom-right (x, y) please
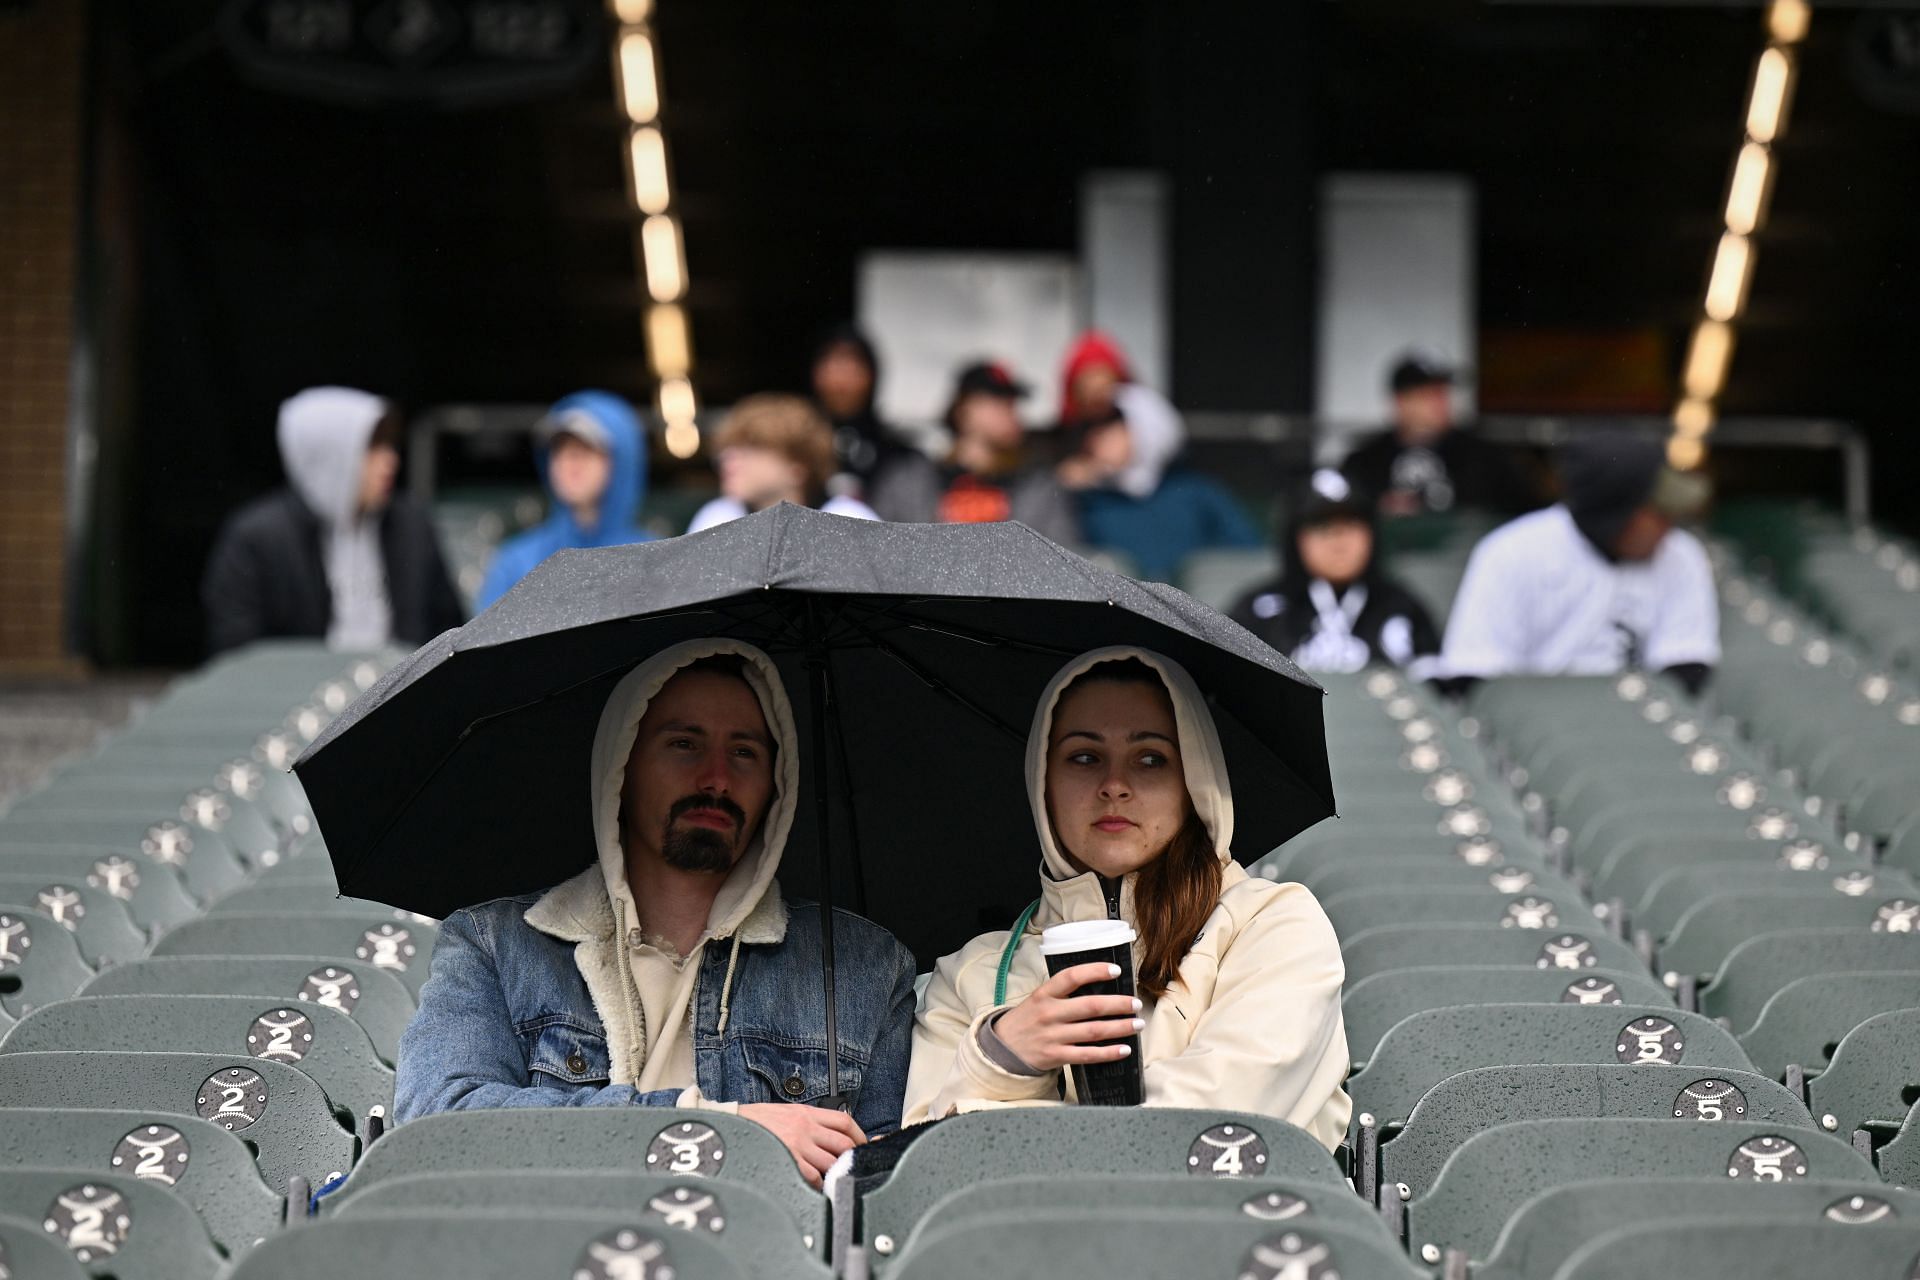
top-left (296, 505), bottom-right (1333, 1094)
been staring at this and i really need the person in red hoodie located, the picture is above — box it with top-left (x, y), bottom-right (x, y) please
top-left (1053, 333), bottom-right (1260, 580)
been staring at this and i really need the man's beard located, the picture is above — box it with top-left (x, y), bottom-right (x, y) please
top-left (660, 794), bottom-right (747, 873)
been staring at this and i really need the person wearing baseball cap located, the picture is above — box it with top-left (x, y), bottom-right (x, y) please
top-left (476, 391), bottom-right (653, 609)
top-left (867, 360), bottom-right (1081, 547)
top-left (1340, 349), bottom-right (1535, 517)
top-left (1438, 432), bottom-right (1718, 694)
top-left (1229, 469), bottom-right (1442, 677)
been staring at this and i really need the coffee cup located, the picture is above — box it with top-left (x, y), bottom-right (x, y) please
top-left (1039, 919), bottom-right (1145, 1106)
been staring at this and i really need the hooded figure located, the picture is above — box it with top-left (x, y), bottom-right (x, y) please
top-left (1229, 471), bottom-right (1441, 676)
top-left (810, 324), bottom-right (909, 494)
top-left (395, 638), bottom-right (918, 1153)
top-left (1439, 433), bottom-right (1718, 691)
top-left (904, 646), bottom-right (1351, 1147)
top-left (1056, 331), bottom-right (1186, 501)
top-left (475, 391), bottom-right (653, 610)
top-left (201, 387), bottom-right (463, 655)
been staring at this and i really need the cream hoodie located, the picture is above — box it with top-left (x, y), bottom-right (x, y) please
top-left (903, 646), bottom-right (1352, 1149)
top-left (525, 637), bottom-right (800, 1111)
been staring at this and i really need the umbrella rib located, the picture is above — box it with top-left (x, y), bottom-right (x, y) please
top-left (839, 611), bottom-right (1029, 744)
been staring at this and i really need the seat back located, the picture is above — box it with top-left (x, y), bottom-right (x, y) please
top-left (0, 902), bottom-right (94, 1020)
top-left (79, 955), bottom-right (413, 1063)
top-left (0, 875), bottom-right (148, 967)
top-left (1551, 1219), bottom-right (1920, 1280)
top-left (1321, 885), bottom-right (1601, 937)
top-left (1737, 970), bottom-right (1920, 1078)
top-left (889, 1209), bottom-right (1426, 1280)
top-left (1658, 892), bottom-right (1915, 981)
top-left (1407, 1119), bottom-right (1876, 1263)
top-left (0, 1167), bottom-right (225, 1277)
top-left (1340, 924), bottom-right (1641, 985)
top-left (1879, 1098), bottom-right (1920, 1187)
top-left (0, 848), bottom-right (200, 931)
top-left (151, 912), bottom-right (439, 998)
top-left (329, 1108), bottom-right (822, 1248)
top-left (334, 1171), bottom-right (821, 1276)
top-left (0, 1106), bottom-right (280, 1255)
top-left (1342, 966), bottom-right (1671, 1066)
top-left (1702, 929), bottom-right (1920, 1031)
top-left (1350, 1004), bottom-right (1752, 1130)
top-left (859, 1108), bottom-right (1341, 1267)
top-left (0, 1051), bottom-right (356, 1192)
top-left (1381, 1064), bottom-right (1810, 1197)
top-left (0, 817), bottom-right (251, 899)
top-left (1806, 1007), bottom-right (1920, 1137)
top-left (207, 884), bottom-right (404, 916)
top-left (0, 1212), bottom-right (90, 1279)
top-left (228, 1211), bottom-right (760, 1279)
top-left (0, 995), bottom-right (394, 1131)
top-left (1479, 1176), bottom-right (1920, 1280)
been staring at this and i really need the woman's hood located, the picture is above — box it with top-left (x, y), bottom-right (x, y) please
top-left (276, 387), bottom-right (389, 527)
top-left (588, 638), bottom-right (799, 941)
top-left (1025, 645), bottom-right (1235, 882)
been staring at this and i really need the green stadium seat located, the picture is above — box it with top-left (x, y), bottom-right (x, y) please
top-left (0, 902), bottom-right (93, 1018)
top-left (1701, 930), bottom-right (1920, 1032)
top-left (0, 848), bottom-right (201, 932)
top-left (1341, 966), bottom-right (1671, 1066)
top-left (1322, 885), bottom-right (1600, 937)
top-left (206, 884), bottom-right (403, 916)
top-left (1593, 835), bottom-right (1858, 913)
top-left (1175, 547), bottom-right (1278, 611)
top-left (889, 1210), bottom-right (1426, 1280)
top-left (1406, 1119), bottom-right (1877, 1264)
top-left (0, 1107), bottom-right (281, 1254)
top-left (0, 817), bottom-right (252, 900)
top-left (1736, 970), bottom-right (1920, 1079)
top-left (1349, 1005), bottom-right (1753, 1137)
top-left (80, 956), bottom-right (413, 1063)
top-left (1804, 1008), bottom-right (1920, 1141)
top-left (1879, 1099), bottom-right (1920, 1187)
top-left (1340, 924), bottom-right (1642, 986)
top-left (1657, 892), bottom-right (1920, 982)
top-left (0, 1167), bottom-right (225, 1277)
top-left (1476, 1178), bottom-right (1920, 1280)
top-left (1548, 1219), bottom-right (1920, 1280)
top-left (860, 1108), bottom-right (1342, 1268)
top-left (326, 1109), bottom-right (822, 1250)
top-left (333, 1172), bottom-right (823, 1277)
top-left (150, 913), bottom-right (438, 998)
top-left (1256, 833), bottom-right (1549, 888)
top-left (0, 875), bottom-right (148, 967)
top-left (1630, 865), bottom-right (1912, 943)
top-left (1380, 1064), bottom-right (1810, 1199)
top-left (229, 1212), bottom-right (759, 1280)
top-left (0, 1212), bottom-right (91, 1279)
top-left (0, 1051), bottom-right (356, 1193)
top-left (0, 995), bottom-right (394, 1133)
top-left (1304, 857), bottom-right (1579, 904)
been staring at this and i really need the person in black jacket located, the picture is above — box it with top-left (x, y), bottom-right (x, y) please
top-left (810, 324), bottom-right (912, 497)
top-left (1229, 471), bottom-right (1442, 676)
top-left (1340, 351), bottom-right (1535, 517)
top-left (201, 387), bottom-right (463, 656)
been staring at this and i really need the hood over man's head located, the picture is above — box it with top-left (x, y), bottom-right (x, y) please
top-left (277, 387), bottom-right (399, 526)
top-left (588, 638), bottom-right (800, 941)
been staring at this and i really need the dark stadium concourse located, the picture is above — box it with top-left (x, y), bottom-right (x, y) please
top-left (38, 0), bottom-right (1920, 665)
top-left (4, 2), bottom-right (1920, 1277)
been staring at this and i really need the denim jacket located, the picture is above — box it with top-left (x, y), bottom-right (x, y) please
top-left (394, 866), bottom-right (918, 1137)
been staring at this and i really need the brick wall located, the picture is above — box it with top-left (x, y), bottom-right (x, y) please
top-left (0, 2), bottom-right (86, 673)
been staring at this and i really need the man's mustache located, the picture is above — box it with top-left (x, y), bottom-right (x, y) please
top-left (668, 794), bottom-right (746, 829)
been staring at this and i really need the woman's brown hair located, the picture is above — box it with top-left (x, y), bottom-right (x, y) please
top-left (1052, 659), bottom-right (1223, 999)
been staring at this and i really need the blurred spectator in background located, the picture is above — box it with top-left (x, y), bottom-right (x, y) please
top-left (686, 394), bottom-right (878, 532)
top-left (475, 392), bottom-right (652, 609)
top-left (868, 361), bottom-right (1080, 546)
top-left (1439, 434), bottom-right (1717, 693)
top-left (1054, 331), bottom-right (1185, 498)
top-left (811, 324), bottom-right (908, 496)
top-left (202, 387), bottom-right (462, 655)
top-left (1341, 351), bottom-right (1534, 517)
top-left (1065, 408), bottom-right (1260, 580)
top-left (1231, 471), bottom-right (1441, 676)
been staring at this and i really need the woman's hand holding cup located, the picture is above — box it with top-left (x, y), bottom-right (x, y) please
top-left (994, 962), bottom-right (1145, 1072)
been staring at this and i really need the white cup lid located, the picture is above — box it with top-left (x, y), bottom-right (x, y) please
top-left (1039, 919), bottom-right (1138, 955)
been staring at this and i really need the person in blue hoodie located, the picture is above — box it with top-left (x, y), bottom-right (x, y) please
top-left (476, 392), bottom-right (653, 609)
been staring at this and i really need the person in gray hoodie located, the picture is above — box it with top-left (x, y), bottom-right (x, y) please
top-left (201, 387), bottom-right (463, 654)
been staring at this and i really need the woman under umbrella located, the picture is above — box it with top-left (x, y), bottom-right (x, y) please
top-left (904, 646), bottom-right (1350, 1146)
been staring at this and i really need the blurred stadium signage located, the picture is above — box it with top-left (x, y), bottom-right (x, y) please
top-left (218, 0), bottom-right (601, 106)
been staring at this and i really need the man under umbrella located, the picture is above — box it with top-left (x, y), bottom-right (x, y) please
top-left (393, 638), bottom-right (918, 1186)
